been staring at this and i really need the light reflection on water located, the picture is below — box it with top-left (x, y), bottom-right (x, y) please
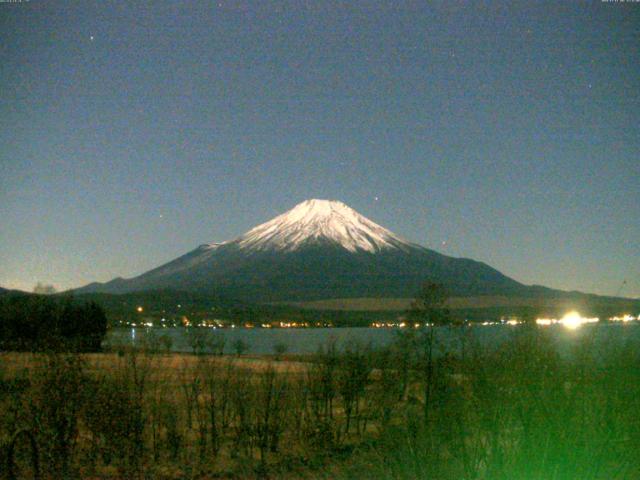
top-left (106, 323), bottom-right (640, 357)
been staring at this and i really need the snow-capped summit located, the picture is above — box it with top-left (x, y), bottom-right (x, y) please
top-left (230, 199), bottom-right (412, 253)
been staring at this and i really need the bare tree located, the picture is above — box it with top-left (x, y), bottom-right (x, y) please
top-left (33, 283), bottom-right (56, 295)
top-left (406, 281), bottom-right (450, 426)
top-left (232, 338), bottom-right (249, 356)
top-left (272, 342), bottom-right (288, 360)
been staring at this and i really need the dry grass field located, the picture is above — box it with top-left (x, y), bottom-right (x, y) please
top-left (2, 327), bottom-right (640, 479)
top-left (0, 352), bottom-right (310, 377)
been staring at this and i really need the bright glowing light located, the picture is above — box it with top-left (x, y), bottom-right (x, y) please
top-left (536, 318), bottom-right (553, 326)
top-left (610, 314), bottom-right (635, 323)
top-left (136, 306), bottom-right (143, 313)
top-left (559, 311), bottom-right (598, 330)
top-left (562, 312), bottom-right (582, 329)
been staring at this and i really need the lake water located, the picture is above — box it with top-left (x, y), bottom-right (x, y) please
top-left (106, 323), bottom-right (640, 357)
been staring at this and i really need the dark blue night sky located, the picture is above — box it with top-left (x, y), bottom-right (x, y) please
top-left (1, 1), bottom-right (638, 297)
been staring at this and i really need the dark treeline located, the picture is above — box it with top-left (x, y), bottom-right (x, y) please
top-left (0, 294), bottom-right (107, 352)
top-left (75, 289), bottom-right (638, 329)
top-left (77, 289), bottom-right (399, 328)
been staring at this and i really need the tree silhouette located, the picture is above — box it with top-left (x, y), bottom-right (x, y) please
top-left (406, 281), bottom-right (450, 425)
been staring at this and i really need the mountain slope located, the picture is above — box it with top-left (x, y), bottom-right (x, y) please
top-left (74, 199), bottom-right (548, 302)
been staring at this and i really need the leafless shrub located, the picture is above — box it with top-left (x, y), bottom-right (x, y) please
top-left (232, 338), bottom-right (249, 356)
top-left (304, 340), bottom-right (339, 449)
top-left (83, 349), bottom-right (153, 479)
top-left (272, 342), bottom-right (288, 360)
top-left (31, 353), bottom-right (86, 478)
top-left (253, 365), bottom-right (289, 474)
top-left (228, 366), bottom-right (254, 460)
top-left (336, 341), bottom-right (372, 441)
top-left (6, 428), bottom-right (40, 480)
top-left (198, 357), bottom-right (234, 458)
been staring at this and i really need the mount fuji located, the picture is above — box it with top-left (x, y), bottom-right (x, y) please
top-left (76, 199), bottom-right (536, 302)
